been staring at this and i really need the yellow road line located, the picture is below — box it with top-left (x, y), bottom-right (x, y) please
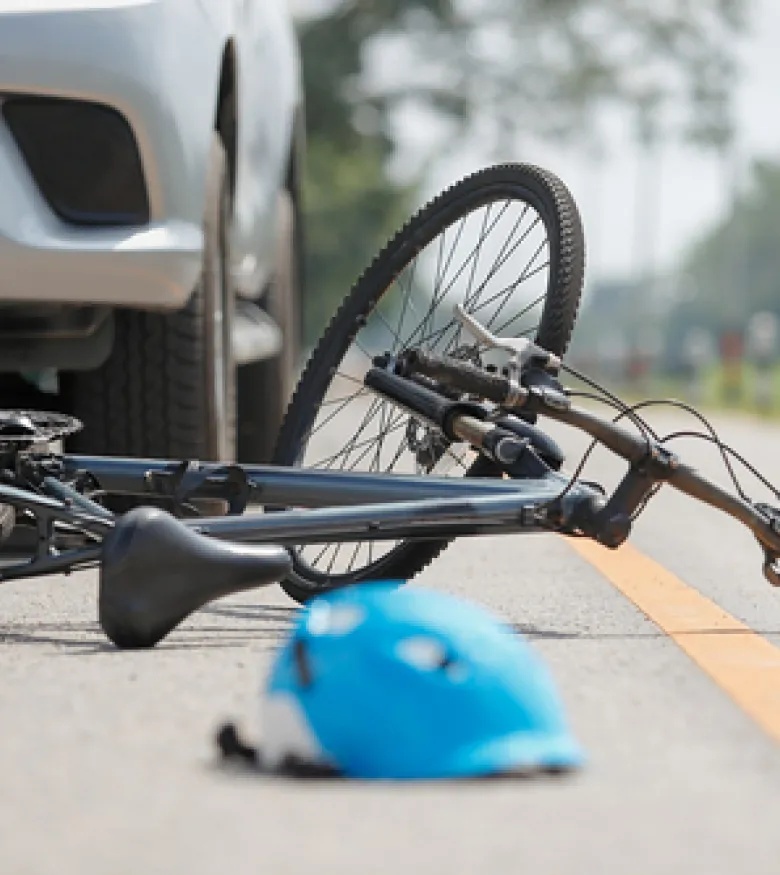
top-left (568, 538), bottom-right (780, 744)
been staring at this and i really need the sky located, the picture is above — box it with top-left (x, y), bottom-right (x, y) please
top-left (539, 0), bottom-right (780, 284)
top-left (291, 0), bottom-right (780, 285)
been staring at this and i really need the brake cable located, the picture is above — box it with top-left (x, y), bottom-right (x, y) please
top-left (658, 429), bottom-right (780, 502)
top-left (545, 364), bottom-right (780, 524)
top-left (607, 396), bottom-right (754, 504)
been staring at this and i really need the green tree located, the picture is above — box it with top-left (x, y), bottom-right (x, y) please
top-left (297, 0), bottom-right (749, 344)
top-left (302, 137), bottom-right (413, 342)
top-left (665, 158), bottom-right (780, 357)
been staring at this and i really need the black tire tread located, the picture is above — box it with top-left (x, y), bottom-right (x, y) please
top-left (65, 136), bottom-right (234, 461)
top-left (0, 503), bottom-right (14, 544)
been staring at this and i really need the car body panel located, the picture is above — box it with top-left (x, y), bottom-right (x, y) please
top-left (228, 0), bottom-right (301, 296)
top-left (0, 0), bottom-right (302, 309)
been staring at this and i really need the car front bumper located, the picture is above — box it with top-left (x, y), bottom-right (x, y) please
top-left (0, 0), bottom-right (222, 310)
top-left (0, 121), bottom-right (202, 308)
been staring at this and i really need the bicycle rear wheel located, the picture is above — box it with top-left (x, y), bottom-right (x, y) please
top-left (273, 163), bottom-right (585, 603)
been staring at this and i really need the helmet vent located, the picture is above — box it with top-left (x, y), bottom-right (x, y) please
top-left (308, 603), bottom-right (364, 636)
top-left (293, 638), bottom-right (313, 688)
top-left (396, 636), bottom-right (449, 671)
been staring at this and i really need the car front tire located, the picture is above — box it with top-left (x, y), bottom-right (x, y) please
top-left (63, 133), bottom-right (236, 461)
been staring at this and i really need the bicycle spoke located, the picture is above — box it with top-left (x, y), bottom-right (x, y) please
top-left (450, 204), bottom-right (493, 352)
top-left (310, 416), bottom-right (406, 471)
top-left (354, 338), bottom-right (375, 361)
top-left (415, 211), bottom-right (535, 352)
top-left (492, 289), bottom-right (547, 336)
top-left (345, 540), bottom-right (363, 574)
top-left (419, 226), bottom-right (450, 346)
top-left (371, 305), bottom-right (406, 351)
top-left (339, 415), bottom-right (408, 472)
top-left (370, 399), bottom-right (393, 473)
top-left (403, 201), bottom-right (514, 350)
top-left (462, 206), bottom-right (531, 311)
top-left (470, 250), bottom-right (548, 320)
top-left (417, 213), bottom-right (546, 354)
top-left (385, 434), bottom-right (411, 472)
top-left (308, 395), bottom-right (384, 467)
top-left (309, 542), bottom-right (333, 567)
top-left (425, 216), bottom-right (469, 342)
top-left (334, 371), bottom-right (367, 387)
top-left (318, 387), bottom-right (370, 409)
top-left (433, 200), bottom-right (517, 308)
top-left (460, 212), bottom-right (539, 317)
top-left (326, 543), bottom-right (344, 575)
top-left (484, 245), bottom-right (549, 331)
top-left (443, 446), bottom-right (470, 470)
top-left (309, 388), bottom-right (371, 436)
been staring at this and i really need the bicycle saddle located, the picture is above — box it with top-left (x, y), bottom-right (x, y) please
top-left (99, 506), bottom-right (292, 649)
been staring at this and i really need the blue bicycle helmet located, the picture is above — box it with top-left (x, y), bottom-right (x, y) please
top-left (259, 583), bottom-right (583, 780)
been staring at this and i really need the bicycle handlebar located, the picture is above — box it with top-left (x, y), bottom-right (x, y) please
top-left (399, 349), bottom-right (525, 406)
top-left (391, 350), bottom-right (780, 573)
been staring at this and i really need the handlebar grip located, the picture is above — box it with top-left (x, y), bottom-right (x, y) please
top-left (365, 367), bottom-right (455, 428)
top-left (364, 368), bottom-right (488, 440)
top-left (401, 350), bottom-right (518, 405)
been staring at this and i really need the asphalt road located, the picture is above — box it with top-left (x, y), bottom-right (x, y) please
top-left (3, 408), bottom-right (780, 874)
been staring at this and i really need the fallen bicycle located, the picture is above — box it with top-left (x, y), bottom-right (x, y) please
top-left (1, 164), bottom-right (778, 650)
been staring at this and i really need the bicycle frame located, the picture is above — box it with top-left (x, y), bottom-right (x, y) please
top-left (0, 451), bottom-right (602, 583)
top-left (63, 454), bottom-right (560, 509)
top-left (2, 361), bottom-right (780, 590)
top-left (69, 455), bottom-right (599, 544)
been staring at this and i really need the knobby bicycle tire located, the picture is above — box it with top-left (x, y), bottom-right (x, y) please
top-left (272, 163), bottom-right (585, 603)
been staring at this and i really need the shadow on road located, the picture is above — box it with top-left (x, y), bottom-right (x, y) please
top-left (3, 612), bottom-right (776, 654)
top-left (0, 602), bottom-right (300, 654)
top-left (200, 603), bottom-right (300, 622)
top-left (514, 623), bottom-right (780, 640)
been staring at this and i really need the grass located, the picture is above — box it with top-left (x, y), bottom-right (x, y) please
top-left (571, 362), bottom-right (780, 421)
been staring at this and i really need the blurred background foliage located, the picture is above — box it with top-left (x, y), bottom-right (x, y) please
top-left (297, 0), bottom-right (748, 346)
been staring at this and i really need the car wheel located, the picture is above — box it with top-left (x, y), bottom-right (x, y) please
top-left (63, 133), bottom-right (236, 461)
top-left (236, 187), bottom-right (301, 462)
top-left (0, 503), bottom-right (14, 545)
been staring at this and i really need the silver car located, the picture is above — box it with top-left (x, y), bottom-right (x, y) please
top-left (0, 0), bottom-right (305, 462)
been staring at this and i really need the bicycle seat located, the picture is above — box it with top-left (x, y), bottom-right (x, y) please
top-left (99, 506), bottom-right (292, 649)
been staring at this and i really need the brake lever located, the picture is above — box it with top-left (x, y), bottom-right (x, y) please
top-left (453, 304), bottom-right (562, 372)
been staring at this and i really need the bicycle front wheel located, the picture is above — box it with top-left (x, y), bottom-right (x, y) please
top-left (273, 163), bottom-right (585, 603)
